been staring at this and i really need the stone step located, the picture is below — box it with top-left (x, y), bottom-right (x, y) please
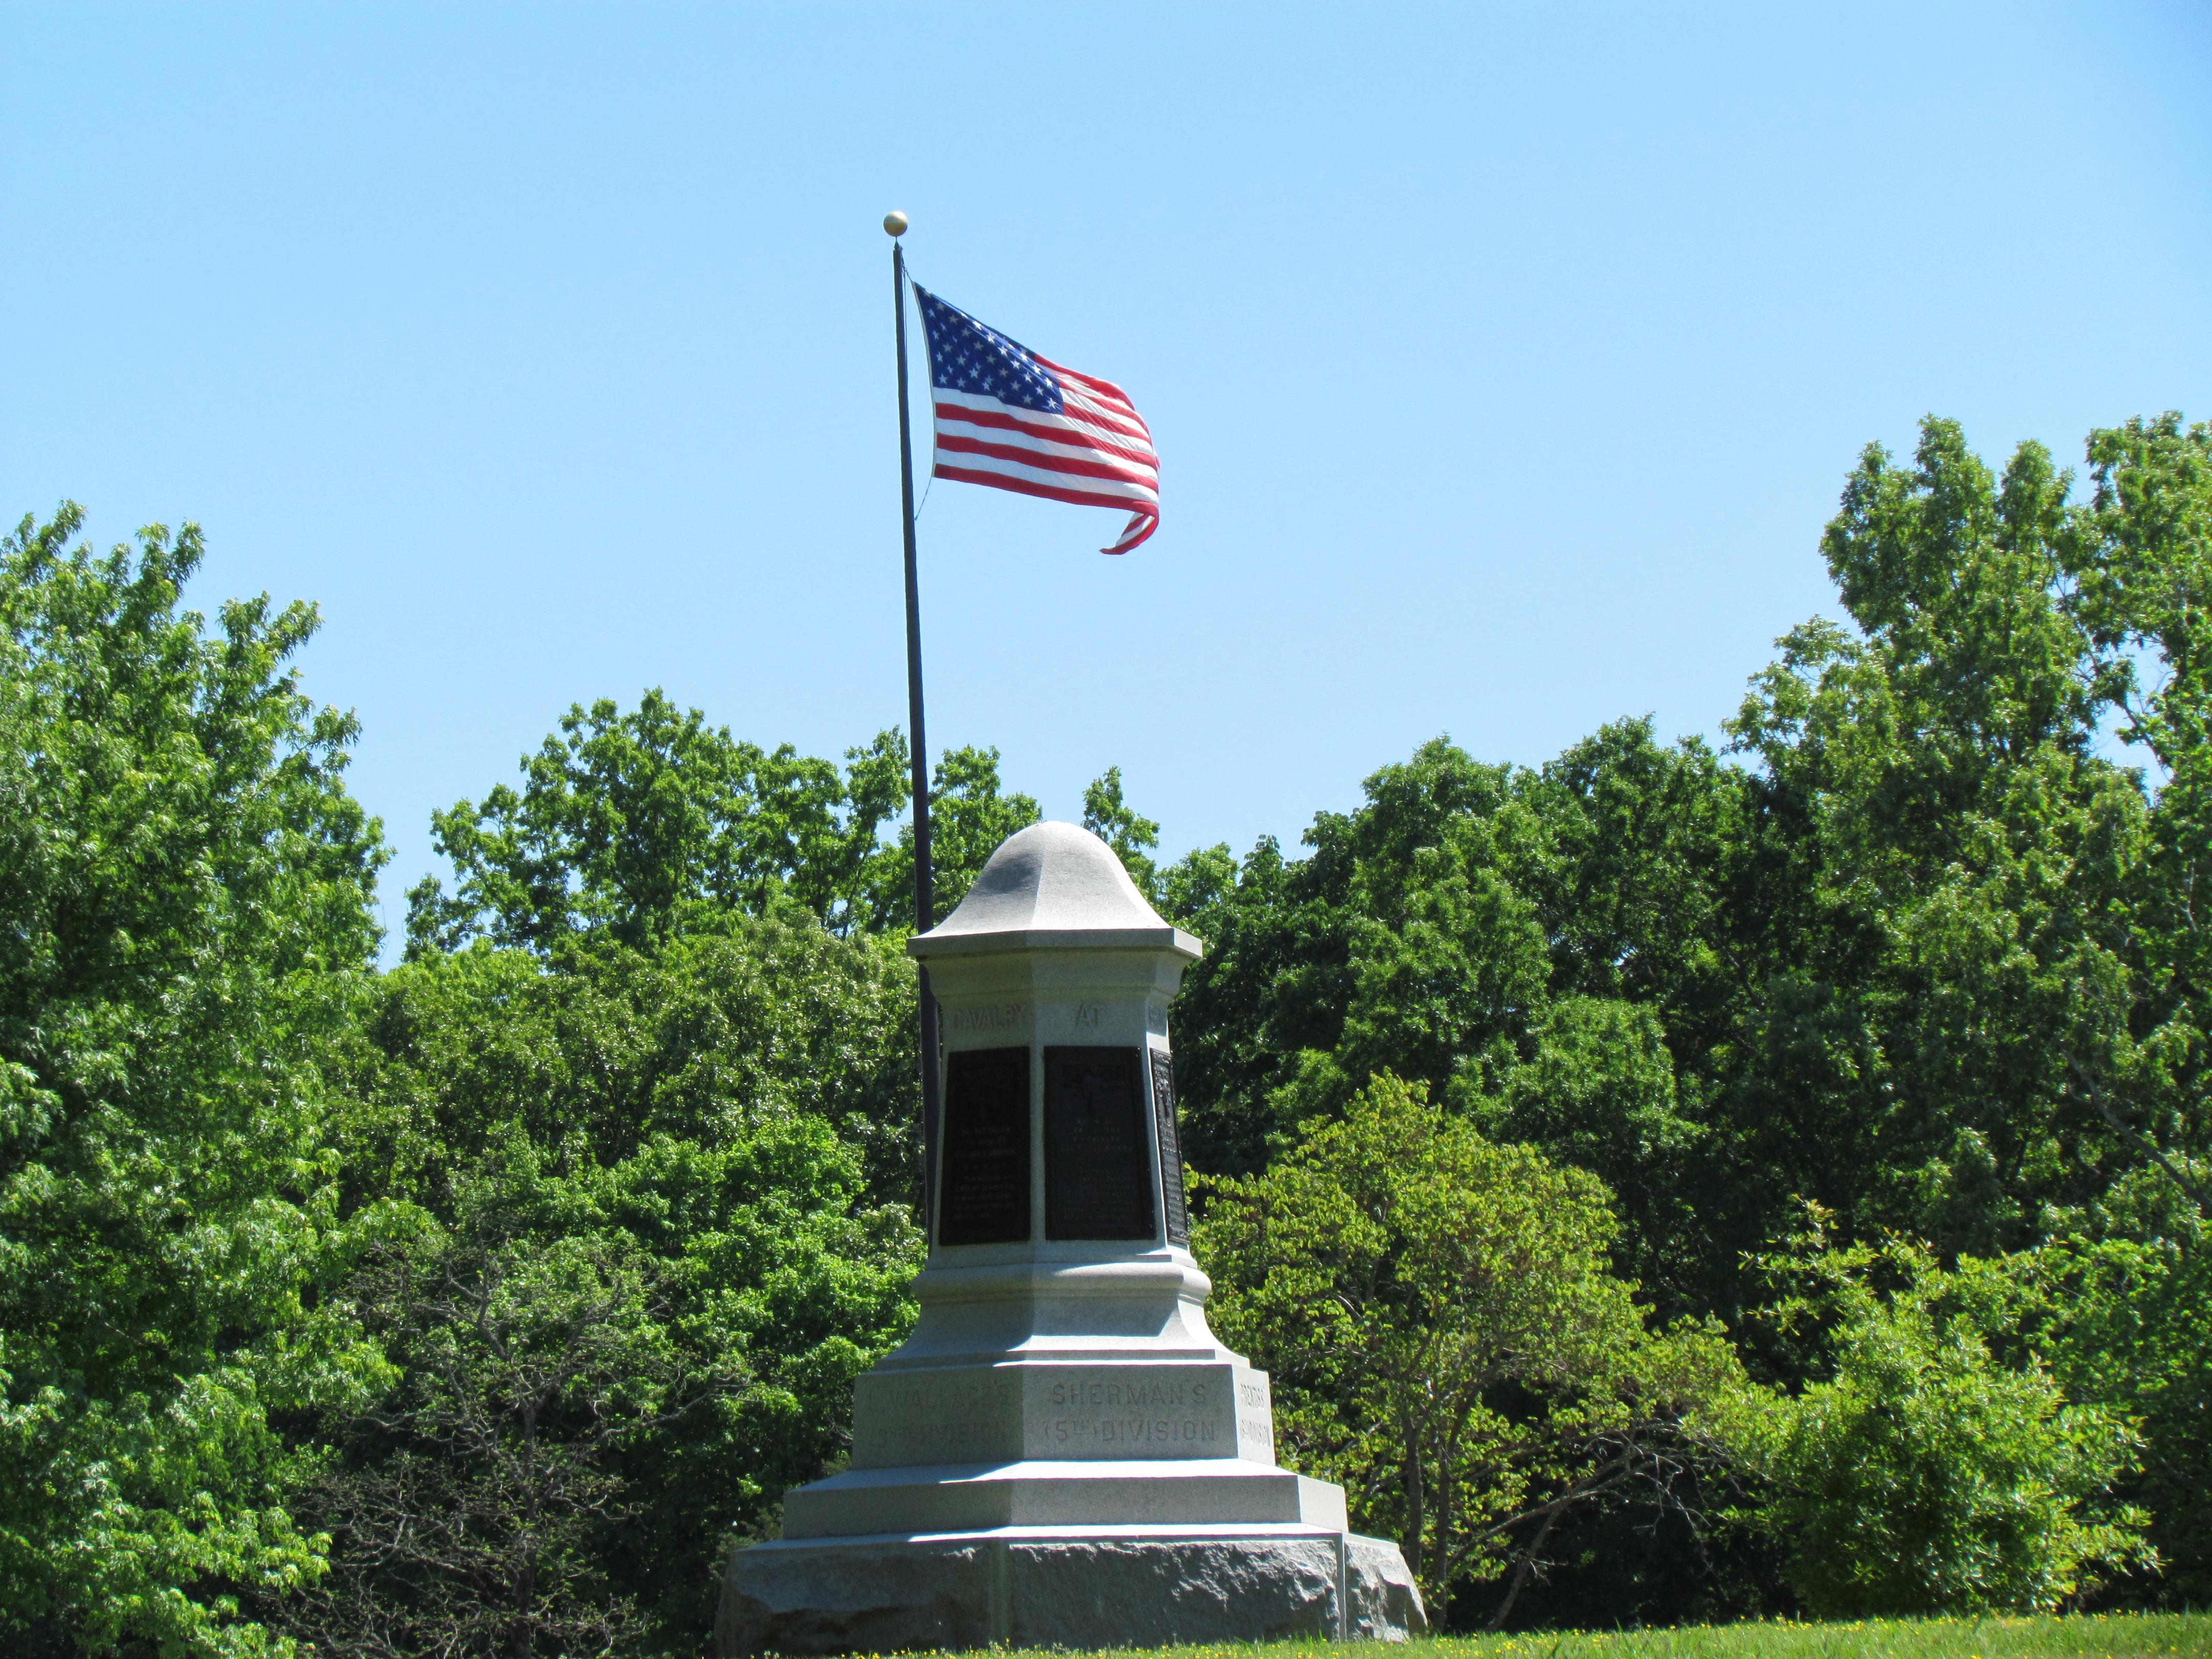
top-left (782, 1458), bottom-right (1347, 1538)
top-left (852, 1358), bottom-right (1275, 1469)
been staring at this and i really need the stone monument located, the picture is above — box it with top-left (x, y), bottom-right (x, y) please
top-left (718, 822), bottom-right (1424, 1653)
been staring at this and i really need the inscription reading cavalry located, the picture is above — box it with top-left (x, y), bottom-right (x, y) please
top-left (946, 1002), bottom-right (1028, 1033)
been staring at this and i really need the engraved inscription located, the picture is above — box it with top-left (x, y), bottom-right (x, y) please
top-left (1149, 1048), bottom-right (1189, 1247)
top-left (1048, 1378), bottom-right (1209, 1408)
top-left (1032, 1373), bottom-right (1227, 1453)
top-left (862, 1377), bottom-right (993, 1454)
top-left (1237, 1376), bottom-right (1274, 1452)
top-left (947, 1002), bottom-right (1028, 1033)
top-left (1044, 1047), bottom-right (1156, 1241)
top-left (1049, 1415), bottom-right (1218, 1447)
top-left (937, 1047), bottom-right (1031, 1246)
top-left (852, 1371), bottom-right (1024, 1466)
top-left (1073, 1001), bottom-right (1102, 1029)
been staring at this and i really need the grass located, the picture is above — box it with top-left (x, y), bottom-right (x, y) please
top-left (943, 1614), bottom-right (2212, 1659)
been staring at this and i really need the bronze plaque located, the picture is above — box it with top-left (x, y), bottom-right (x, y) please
top-left (937, 1046), bottom-right (1031, 1246)
top-left (1044, 1046), bottom-right (1157, 1242)
top-left (1149, 1048), bottom-right (1189, 1247)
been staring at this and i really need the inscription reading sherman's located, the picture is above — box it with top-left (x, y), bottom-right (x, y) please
top-left (937, 1046), bottom-right (1031, 1246)
top-left (1149, 1048), bottom-right (1189, 1247)
top-left (1043, 1046), bottom-right (1156, 1241)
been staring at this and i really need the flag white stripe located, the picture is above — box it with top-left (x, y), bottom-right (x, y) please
top-left (941, 448), bottom-right (1160, 505)
top-left (1038, 356), bottom-right (1143, 416)
top-left (1059, 385), bottom-right (1151, 441)
top-left (931, 387), bottom-right (1152, 449)
top-left (933, 412), bottom-right (1159, 479)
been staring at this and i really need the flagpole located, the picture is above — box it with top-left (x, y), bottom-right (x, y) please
top-left (887, 211), bottom-right (942, 1235)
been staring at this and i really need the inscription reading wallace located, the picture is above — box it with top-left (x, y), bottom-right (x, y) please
top-left (937, 1046), bottom-right (1031, 1246)
top-left (1149, 1049), bottom-right (1190, 1247)
top-left (1044, 1046), bottom-right (1157, 1241)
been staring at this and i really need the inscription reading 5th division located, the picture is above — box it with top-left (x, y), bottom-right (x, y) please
top-left (1050, 1416), bottom-right (1218, 1447)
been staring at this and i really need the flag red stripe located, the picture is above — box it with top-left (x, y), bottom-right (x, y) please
top-left (1034, 354), bottom-right (1142, 415)
top-left (941, 381), bottom-right (1150, 444)
top-left (1046, 377), bottom-right (1150, 438)
top-left (935, 433), bottom-right (1159, 490)
top-left (934, 400), bottom-right (1153, 458)
top-left (934, 464), bottom-right (1157, 514)
top-left (932, 387), bottom-right (1150, 445)
top-left (1102, 511), bottom-right (1158, 555)
top-left (938, 448), bottom-right (1158, 505)
top-left (934, 420), bottom-right (1158, 477)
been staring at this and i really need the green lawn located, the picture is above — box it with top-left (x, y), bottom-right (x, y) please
top-left (968, 1616), bottom-right (2212, 1659)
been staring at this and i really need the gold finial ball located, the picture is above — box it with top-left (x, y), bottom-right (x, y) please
top-left (883, 210), bottom-right (909, 237)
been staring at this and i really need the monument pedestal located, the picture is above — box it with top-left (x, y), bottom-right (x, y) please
top-left (720, 1527), bottom-right (1423, 1653)
top-left (718, 825), bottom-right (1424, 1653)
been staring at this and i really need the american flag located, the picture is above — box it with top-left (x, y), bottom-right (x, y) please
top-left (911, 284), bottom-right (1159, 555)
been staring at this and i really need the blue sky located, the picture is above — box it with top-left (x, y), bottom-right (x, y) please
top-left (5, 4), bottom-right (2207, 952)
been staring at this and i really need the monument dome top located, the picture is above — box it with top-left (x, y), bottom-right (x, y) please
top-left (908, 821), bottom-right (1203, 961)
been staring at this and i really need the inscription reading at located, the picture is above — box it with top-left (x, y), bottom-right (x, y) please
top-left (1149, 1048), bottom-right (1190, 1247)
top-left (937, 1046), bottom-right (1031, 1246)
top-left (1043, 1046), bottom-right (1157, 1241)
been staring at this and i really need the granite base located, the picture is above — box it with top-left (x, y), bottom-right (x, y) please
top-left (716, 1524), bottom-right (1424, 1655)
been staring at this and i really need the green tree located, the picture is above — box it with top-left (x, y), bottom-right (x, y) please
top-left (317, 918), bottom-right (925, 1649)
top-left (276, 1169), bottom-right (737, 1659)
top-left (1165, 414), bottom-right (2212, 1613)
top-left (405, 692), bottom-right (911, 953)
top-left (1753, 1221), bottom-right (2150, 1616)
top-left (351, 911), bottom-right (924, 1211)
top-left (1154, 832), bottom-right (1309, 1175)
top-left (1082, 764), bottom-right (1161, 900)
top-left (1724, 418), bottom-right (2152, 1254)
top-left (1175, 418), bottom-right (2192, 1315)
top-left (0, 507), bottom-right (390, 1656)
top-left (860, 743), bottom-right (1041, 930)
top-left (2030, 1165), bottom-right (2212, 1606)
top-left (1473, 996), bottom-right (1708, 1296)
top-left (2056, 413), bottom-right (2212, 1259)
top-left (1194, 1074), bottom-right (1757, 1626)
top-left (1167, 739), bottom-right (1559, 1178)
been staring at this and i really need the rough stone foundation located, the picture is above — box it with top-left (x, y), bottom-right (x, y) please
top-left (716, 1525), bottom-right (1426, 1655)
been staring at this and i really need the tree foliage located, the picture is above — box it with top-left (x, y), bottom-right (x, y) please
top-left (11, 405), bottom-right (2210, 1648)
top-left (1751, 1220), bottom-right (2150, 1617)
top-left (1195, 1074), bottom-right (1757, 1625)
top-left (0, 506), bottom-right (389, 1656)
top-left (301, 924), bottom-right (926, 1651)
top-left (277, 1188), bottom-right (731, 1659)
top-left (403, 692), bottom-right (1054, 953)
top-left (1164, 412), bottom-right (2212, 1618)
